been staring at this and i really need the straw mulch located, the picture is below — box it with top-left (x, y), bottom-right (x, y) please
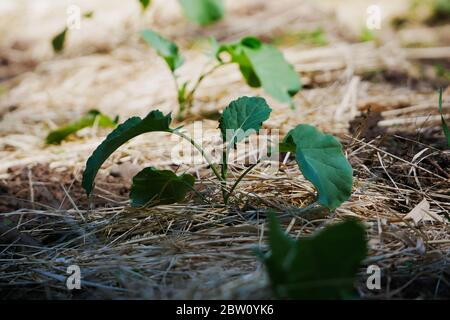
top-left (0, 0), bottom-right (449, 299)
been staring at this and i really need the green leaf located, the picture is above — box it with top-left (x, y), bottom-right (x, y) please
top-left (82, 110), bottom-right (173, 196)
top-left (207, 36), bottom-right (222, 60)
top-left (219, 96), bottom-right (272, 146)
top-left (263, 214), bottom-right (367, 299)
top-left (178, 0), bottom-right (224, 25)
top-left (218, 37), bottom-right (301, 105)
top-left (52, 27), bottom-right (68, 53)
top-left (140, 29), bottom-right (184, 72)
top-left (283, 125), bottom-right (353, 210)
top-left (130, 167), bottom-right (195, 207)
top-left (139, 0), bottom-right (151, 11)
top-left (360, 27), bottom-right (376, 42)
top-left (46, 110), bottom-right (117, 145)
top-left (83, 11), bottom-right (94, 19)
top-left (278, 141), bottom-right (296, 153)
top-left (438, 88), bottom-right (450, 147)
top-left (260, 213), bottom-right (296, 287)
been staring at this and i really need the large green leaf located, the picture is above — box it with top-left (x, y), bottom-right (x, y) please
top-left (130, 167), bottom-right (195, 207)
top-left (140, 29), bottom-right (184, 72)
top-left (46, 110), bottom-right (117, 145)
top-left (52, 27), bottom-right (67, 53)
top-left (218, 37), bottom-right (301, 105)
top-left (218, 96), bottom-right (272, 146)
top-left (283, 125), bottom-right (353, 210)
top-left (262, 214), bottom-right (367, 299)
top-left (82, 110), bottom-right (172, 196)
top-left (178, 0), bottom-right (224, 26)
top-left (438, 88), bottom-right (450, 147)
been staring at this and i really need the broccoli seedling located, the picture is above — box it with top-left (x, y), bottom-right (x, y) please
top-left (51, 11), bottom-right (94, 54)
top-left (82, 96), bottom-right (352, 210)
top-left (46, 110), bottom-right (118, 145)
top-left (141, 30), bottom-right (302, 120)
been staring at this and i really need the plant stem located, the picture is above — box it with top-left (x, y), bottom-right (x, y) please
top-left (223, 160), bottom-right (261, 204)
top-left (172, 130), bottom-right (224, 183)
top-left (220, 144), bottom-right (230, 202)
top-left (180, 62), bottom-right (227, 119)
top-left (171, 72), bottom-right (186, 121)
top-left (186, 62), bottom-right (225, 102)
top-left (221, 145), bottom-right (228, 180)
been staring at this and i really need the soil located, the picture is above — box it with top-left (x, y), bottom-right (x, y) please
top-left (0, 164), bottom-right (130, 214)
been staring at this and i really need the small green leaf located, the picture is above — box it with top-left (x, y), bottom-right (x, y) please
top-left (178, 0), bottom-right (224, 26)
top-left (140, 29), bottom-right (184, 71)
top-left (360, 27), bottom-right (376, 42)
top-left (139, 0), bottom-right (151, 11)
top-left (52, 27), bottom-right (68, 53)
top-left (262, 214), bottom-right (367, 299)
top-left (46, 110), bottom-right (117, 145)
top-left (438, 88), bottom-right (450, 147)
top-left (218, 37), bottom-right (301, 105)
top-left (82, 110), bottom-right (173, 196)
top-left (218, 38), bottom-right (261, 87)
top-left (283, 125), bottom-right (353, 210)
top-left (83, 11), bottom-right (94, 19)
top-left (130, 167), bottom-right (195, 207)
top-left (433, 0), bottom-right (450, 21)
top-left (219, 96), bottom-right (272, 146)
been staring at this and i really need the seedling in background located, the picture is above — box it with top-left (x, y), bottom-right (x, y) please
top-left (46, 109), bottom-right (118, 145)
top-left (434, 64), bottom-right (450, 81)
top-left (51, 11), bottom-right (94, 53)
top-left (438, 88), bottom-right (450, 146)
top-left (82, 96), bottom-right (352, 211)
top-left (52, 0), bottom-right (226, 53)
top-left (139, 0), bottom-right (151, 11)
top-left (431, 0), bottom-right (450, 23)
top-left (359, 27), bottom-right (377, 42)
top-left (140, 0), bottom-right (224, 24)
top-left (259, 213), bottom-right (367, 299)
top-left (178, 0), bottom-right (224, 25)
top-left (141, 30), bottom-right (301, 120)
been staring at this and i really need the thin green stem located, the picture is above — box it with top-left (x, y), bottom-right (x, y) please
top-left (172, 130), bottom-right (224, 183)
top-left (223, 160), bottom-right (261, 204)
top-left (170, 72), bottom-right (186, 121)
top-left (186, 62), bottom-right (225, 102)
top-left (221, 145), bottom-right (228, 180)
top-left (181, 62), bottom-right (227, 118)
top-left (219, 144), bottom-right (230, 202)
